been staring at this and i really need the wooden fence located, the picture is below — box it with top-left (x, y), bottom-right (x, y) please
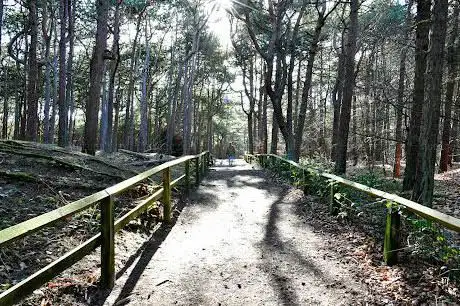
top-left (245, 153), bottom-right (460, 265)
top-left (0, 151), bottom-right (210, 306)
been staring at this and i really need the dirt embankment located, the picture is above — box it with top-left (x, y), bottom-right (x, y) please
top-left (0, 140), bottom-right (181, 305)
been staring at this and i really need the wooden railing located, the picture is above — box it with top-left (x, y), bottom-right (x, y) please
top-left (0, 151), bottom-right (210, 306)
top-left (245, 153), bottom-right (460, 265)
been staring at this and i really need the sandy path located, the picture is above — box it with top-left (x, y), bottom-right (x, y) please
top-left (103, 159), bottom-right (367, 305)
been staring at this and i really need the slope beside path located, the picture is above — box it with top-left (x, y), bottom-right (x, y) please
top-left (103, 159), bottom-right (368, 305)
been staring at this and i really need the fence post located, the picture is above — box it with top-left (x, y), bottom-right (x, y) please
top-left (201, 154), bottom-right (205, 176)
top-left (185, 159), bottom-right (190, 193)
top-left (162, 167), bottom-right (172, 223)
top-left (384, 201), bottom-right (400, 265)
top-left (329, 182), bottom-right (339, 215)
top-left (203, 153), bottom-right (207, 173)
top-left (100, 195), bottom-right (115, 289)
top-left (302, 168), bottom-right (307, 193)
top-left (195, 157), bottom-right (200, 186)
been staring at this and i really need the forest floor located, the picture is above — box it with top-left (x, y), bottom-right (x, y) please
top-left (0, 143), bottom-right (459, 305)
top-left (0, 140), bottom-right (181, 305)
top-left (345, 161), bottom-right (460, 219)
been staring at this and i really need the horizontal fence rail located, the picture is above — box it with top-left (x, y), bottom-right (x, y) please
top-left (0, 151), bottom-right (210, 306)
top-left (245, 153), bottom-right (460, 265)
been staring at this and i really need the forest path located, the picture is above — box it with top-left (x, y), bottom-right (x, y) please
top-left (103, 159), bottom-right (367, 305)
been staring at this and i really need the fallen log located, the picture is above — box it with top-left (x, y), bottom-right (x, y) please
top-left (119, 149), bottom-right (175, 161)
top-left (0, 148), bottom-right (126, 180)
top-left (119, 149), bottom-right (152, 160)
top-left (128, 160), bottom-right (172, 167)
top-left (0, 170), bottom-right (38, 182)
top-left (0, 140), bottom-right (138, 177)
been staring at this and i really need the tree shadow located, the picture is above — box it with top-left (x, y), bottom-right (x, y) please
top-left (93, 196), bottom-right (190, 306)
top-left (95, 161), bottom-right (344, 306)
top-left (259, 189), bottom-right (336, 305)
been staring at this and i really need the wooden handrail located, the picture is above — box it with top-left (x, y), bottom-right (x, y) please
top-left (0, 154), bottom-right (204, 248)
top-left (245, 153), bottom-right (460, 265)
top-left (0, 190), bottom-right (109, 247)
top-left (253, 153), bottom-right (460, 232)
top-left (0, 151), bottom-right (210, 306)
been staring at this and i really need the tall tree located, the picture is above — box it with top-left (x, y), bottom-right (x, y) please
top-left (105, 1), bottom-right (121, 152)
top-left (66, 0), bottom-right (76, 144)
top-left (0, 0), bottom-right (3, 56)
top-left (124, 7), bottom-right (145, 150)
top-left (239, 0), bottom-right (291, 156)
top-left (334, 0), bottom-right (359, 174)
top-left (331, 29), bottom-right (345, 161)
top-left (439, 2), bottom-right (459, 172)
top-left (83, 0), bottom-right (109, 155)
top-left (42, 1), bottom-right (55, 143)
top-left (25, 0), bottom-right (39, 141)
top-left (294, 1), bottom-right (332, 161)
top-left (58, 0), bottom-right (68, 147)
top-left (402, 0), bottom-right (431, 191)
top-left (139, 17), bottom-right (150, 152)
top-left (394, 0), bottom-right (413, 178)
top-left (412, 0), bottom-right (448, 206)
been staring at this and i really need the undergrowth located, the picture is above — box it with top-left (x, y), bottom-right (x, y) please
top-left (258, 156), bottom-right (460, 280)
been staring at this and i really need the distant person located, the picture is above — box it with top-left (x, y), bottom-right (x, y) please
top-left (226, 142), bottom-right (236, 166)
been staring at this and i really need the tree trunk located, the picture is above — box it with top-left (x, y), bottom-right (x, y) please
top-left (49, 36), bottom-right (59, 143)
top-left (139, 19), bottom-right (150, 152)
top-left (270, 111), bottom-right (278, 154)
top-left (293, 59), bottom-right (302, 135)
top-left (394, 0), bottom-right (413, 178)
top-left (262, 78), bottom-right (268, 154)
top-left (334, 0), bottom-right (358, 174)
top-left (331, 43), bottom-right (345, 161)
top-left (403, 0), bottom-right (431, 190)
top-left (83, 0), bottom-right (109, 155)
top-left (2, 68), bottom-right (7, 138)
top-left (352, 96), bottom-right (358, 166)
top-left (183, 29), bottom-right (200, 155)
top-left (294, 14), bottom-right (324, 162)
top-left (0, 0), bottom-right (3, 56)
top-left (0, 1), bottom-right (4, 136)
top-left (66, 0), bottom-right (75, 145)
top-left (13, 88), bottom-right (20, 139)
top-left (20, 34), bottom-right (28, 141)
top-left (42, 1), bottom-right (54, 144)
top-left (106, 3), bottom-right (120, 152)
top-left (452, 94), bottom-right (459, 162)
top-left (241, 91), bottom-right (254, 155)
top-left (113, 88), bottom-right (122, 151)
top-left (412, 0), bottom-right (448, 206)
top-left (124, 10), bottom-right (144, 150)
top-left (240, 57), bottom-right (256, 155)
top-left (99, 66), bottom-right (108, 151)
top-left (439, 2), bottom-right (459, 172)
top-left (25, 0), bottom-right (39, 141)
top-left (58, 0), bottom-right (68, 147)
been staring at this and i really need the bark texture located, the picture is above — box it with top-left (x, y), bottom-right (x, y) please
top-left (83, 0), bottom-right (109, 155)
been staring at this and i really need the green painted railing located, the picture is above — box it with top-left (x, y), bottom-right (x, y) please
top-left (245, 153), bottom-right (460, 265)
top-left (0, 151), bottom-right (211, 306)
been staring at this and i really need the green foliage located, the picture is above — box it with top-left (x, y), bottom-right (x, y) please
top-left (349, 171), bottom-right (401, 194)
top-left (405, 215), bottom-right (460, 268)
top-left (299, 156), bottom-right (334, 173)
top-left (360, 0), bottom-right (407, 44)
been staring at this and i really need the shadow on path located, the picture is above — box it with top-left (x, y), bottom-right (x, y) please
top-left (260, 177), bottom-right (344, 305)
top-left (95, 197), bottom-right (190, 306)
